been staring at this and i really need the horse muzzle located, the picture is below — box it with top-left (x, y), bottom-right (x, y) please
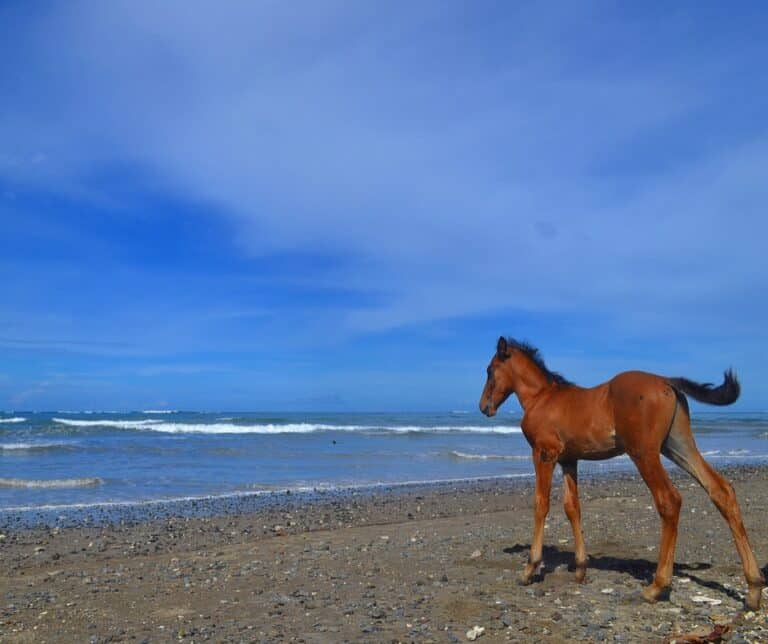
top-left (480, 401), bottom-right (496, 417)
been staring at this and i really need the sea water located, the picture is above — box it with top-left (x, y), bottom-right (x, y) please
top-left (1, 411), bottom-right (767, 511)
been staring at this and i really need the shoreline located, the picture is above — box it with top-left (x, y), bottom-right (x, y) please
top-left (1, 463), bottom-right (767, 641)
top-left (0, 461), bottom-right (764, 531)
top-left (0, 472), bottom-right (537, 531)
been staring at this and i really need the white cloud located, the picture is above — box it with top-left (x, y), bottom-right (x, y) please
top-left (1, 1), bottom-right (766, 338)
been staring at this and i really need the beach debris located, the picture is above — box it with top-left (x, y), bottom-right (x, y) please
top-left (664, 622), bottom-right (731, 643)
top-left (466, 625), bottom-right (485, 640)
top-left (676, 577), bottom-right (691, 584)
top-left (600, 588), bottom-right (614, 594)
top-left (690, 595), bottom-right (723, 605)
top-left (470, 549), bottom-right (482, 559)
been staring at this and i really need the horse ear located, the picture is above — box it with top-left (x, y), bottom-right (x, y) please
top-left (497, 336), bottom-right (508, 359)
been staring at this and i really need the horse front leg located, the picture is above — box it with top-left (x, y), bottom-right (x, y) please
top-left (520, 445), bottom-right (559, 584)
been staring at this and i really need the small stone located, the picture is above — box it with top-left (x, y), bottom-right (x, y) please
top-left (691, 595), bottom-right (722, 605)
top-left (601, 588), bottom-right (614, 594)
top-left (466, 625), bottom-right (485, 640)
top-left (470, 550), bottom-right (482, 559)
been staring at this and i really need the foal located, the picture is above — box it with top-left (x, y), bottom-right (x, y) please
top-left (479, 337), bottom-right (764, 610)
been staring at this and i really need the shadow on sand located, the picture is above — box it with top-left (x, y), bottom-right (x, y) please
top-left (503, 544), bottom-right (744, 602)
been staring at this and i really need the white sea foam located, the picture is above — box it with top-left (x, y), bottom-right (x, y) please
top-left (701, 450), bottom-right (721, 456)
top-left (52, 418), bottom-right (523, 434)
top-left (704, 449), bottom-right (768, 459)
top-left (53, 418), bottom-right (161, 428)
top-left (0, 473), bottom-right (533, 513)
top-left (141, 410), bottom-right (178, 414)
top-left (0, 442), bottom-right (69, 452)
top-left (0, 477), bottom-right (102, 488)
top-left (138, 423), bottom-right (524, 435)
top-left (0, 417), bottom-right (26, 424)
top-left (57, 410), bottom-right (120, 415)
top-left (450, 451), bottom-right (528, 460)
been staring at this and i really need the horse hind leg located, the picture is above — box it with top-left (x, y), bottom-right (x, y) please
top-left (562, 461), bottom-right (588, 582)
top-left (662, 411), bottom-right (765, 610)
top-left (631, 453), bottom-right (682, 603)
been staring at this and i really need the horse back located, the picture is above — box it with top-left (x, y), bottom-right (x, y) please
top-left (523, 371), bottom-right (676, 459)
top-left (608, 370), bottom-right (679, 452)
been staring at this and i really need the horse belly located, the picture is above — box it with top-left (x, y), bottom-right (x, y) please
top-left (561, 423), bottom-right (623, 461)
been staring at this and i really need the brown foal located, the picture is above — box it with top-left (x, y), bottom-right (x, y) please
top-left (479, 337), bottom-right (765, 610)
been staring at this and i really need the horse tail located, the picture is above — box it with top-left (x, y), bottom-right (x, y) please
top-left (667, 369), bottom-right (740, 406)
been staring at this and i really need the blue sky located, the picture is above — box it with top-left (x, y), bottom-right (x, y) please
top-left (1, 1), bottom-right (767, 411)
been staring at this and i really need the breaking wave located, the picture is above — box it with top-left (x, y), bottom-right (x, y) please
top-left (53, 418), bottom-right (162, 428)
top-left (449, 451), bottom-right (528, 461)
top-left (52, 418), bottom-right (523, 435)
top-left (0, 442), bottom-right (71, 453)
top-left (0, 477), bottom-right (102, 488)
top-left (0, 417), bottom-right (26, 424)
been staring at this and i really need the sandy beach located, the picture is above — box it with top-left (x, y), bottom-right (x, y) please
top-left (1, 465), bottom-right (767, 643)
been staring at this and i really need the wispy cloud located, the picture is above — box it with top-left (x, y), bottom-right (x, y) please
top-left (0, 337), bottom-right (134, 350)
top-left (3, 2), bottom-right (764, 334)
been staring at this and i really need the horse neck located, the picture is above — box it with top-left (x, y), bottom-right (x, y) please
top-left (510, 355), bottom-right (550, 410)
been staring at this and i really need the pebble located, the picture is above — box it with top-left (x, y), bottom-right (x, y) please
top-left (2, 465), bottom-right (766, 642)
top-left (466, 625), bottom-right (485, 640)
top-left (690, 595), bottom-right (723, 605)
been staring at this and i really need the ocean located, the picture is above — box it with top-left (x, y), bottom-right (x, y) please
top-left (1, 411), bottom-right (767, 514)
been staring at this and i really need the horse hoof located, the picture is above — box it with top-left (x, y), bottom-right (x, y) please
top-left (642, 584), bottom-right (671, 604)
top-left (517, 576), bottom-right (533, 586)
top-left (574, 567), bottom-right (587, 584)
top-left (641, 587), bottom-right (658, 604)
top-left (745, 584), bottom-right (762, 611)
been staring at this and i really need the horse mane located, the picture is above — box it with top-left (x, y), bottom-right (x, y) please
top-left (505, 338), bottom-right (574, 386)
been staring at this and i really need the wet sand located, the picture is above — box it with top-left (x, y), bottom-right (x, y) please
top-left (1, 466), bottom-right (767, 643)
